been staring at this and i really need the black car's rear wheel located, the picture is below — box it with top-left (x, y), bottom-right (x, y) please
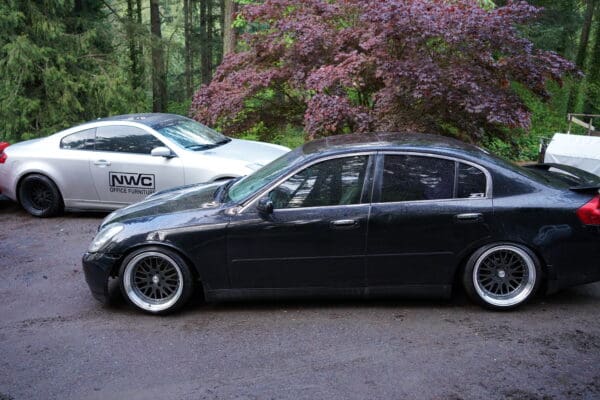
top-left (120, 247), bottom-right (194, 314)
top-left (18, 174), bottom-right (63, 217)
top-left (463, 243), bottom-right (541, 310)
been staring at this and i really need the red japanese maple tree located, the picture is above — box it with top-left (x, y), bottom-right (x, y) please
top-left (191, 0), bottom-right (576, 141)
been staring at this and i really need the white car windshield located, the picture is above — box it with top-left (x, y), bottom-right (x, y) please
top-left (156, 118), bottom-right (230, 150)
top-left (227, 150), bottom-right (302, 203)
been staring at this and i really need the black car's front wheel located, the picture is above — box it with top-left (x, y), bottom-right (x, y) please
top-left (463, 243), bottom-right (541, 310)
top-left (18, 174), bottom-right (63, 217)
top-left (120, 247), bottom-right (194, 314)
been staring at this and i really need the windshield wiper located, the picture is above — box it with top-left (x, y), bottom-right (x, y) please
top-left (185, 144), bottom-right (212, 151)
top-left (186, 138), bottom-right (231, 151)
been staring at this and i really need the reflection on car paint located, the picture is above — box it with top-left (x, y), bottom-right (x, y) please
top-left (533, 224), bottom-right (572, 246)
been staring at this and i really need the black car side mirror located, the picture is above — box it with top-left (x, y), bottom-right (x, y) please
top-left (257, 197), bottom-right (274, 215)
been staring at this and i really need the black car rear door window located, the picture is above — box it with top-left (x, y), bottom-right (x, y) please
top-left (381, 155), bottom-right (455, 202)
top-left (95, 126), bottom-right (164, 154)
top-left (270, 155), bottom-right (369, 209)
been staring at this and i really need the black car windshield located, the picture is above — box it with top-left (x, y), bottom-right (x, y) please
top-left (227, 150), bottom-right (302, 203)
top-left (155, 118), bottom-right (230, 150)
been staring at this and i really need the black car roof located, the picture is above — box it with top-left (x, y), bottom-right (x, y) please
top-left (94, 113), bottom-right (185, 128)
top-left (301, 132), bottom-right (487, 157)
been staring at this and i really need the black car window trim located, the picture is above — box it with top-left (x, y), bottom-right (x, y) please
top-left (92, 123), bottom-right (171, 155)
top-left (237, 152), bottom-right (377, 214)
top-left (371, 151), bottom-right (492, 205)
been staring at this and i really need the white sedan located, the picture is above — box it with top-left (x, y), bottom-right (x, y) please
top-left (0, 113), bottom-right (289, 217)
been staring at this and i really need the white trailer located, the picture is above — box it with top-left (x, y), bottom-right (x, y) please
top-left (543, 114), bottom-right (600, 177)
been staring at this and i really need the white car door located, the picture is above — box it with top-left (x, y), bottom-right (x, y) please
top-left (55, 128), bottom-right (100, 208)
top-left (90, 125), bottom-right (185, 207)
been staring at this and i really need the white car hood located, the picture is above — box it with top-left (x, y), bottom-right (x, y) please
top-left (201, 138), bottom-right (289, 166)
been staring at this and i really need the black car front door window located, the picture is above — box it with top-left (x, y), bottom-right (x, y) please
top-left (269, 155), bottom-right (369, 209)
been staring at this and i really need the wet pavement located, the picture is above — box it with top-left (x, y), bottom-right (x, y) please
top-left (1, 197), bottom-right (599, 400)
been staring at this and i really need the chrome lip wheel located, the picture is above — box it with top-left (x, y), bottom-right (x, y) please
top-left (123, 251), bottom-right (183, 312)
top-left (473, 245), bottom-right (536, 308)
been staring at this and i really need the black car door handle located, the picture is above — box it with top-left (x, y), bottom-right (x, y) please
top-left (331, 219), bottom-right (358, 229)
top-left (455, 213), bottom-right (483, 223)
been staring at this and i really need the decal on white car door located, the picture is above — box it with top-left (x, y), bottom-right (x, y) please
top-left (109, 172), bottom-right (156, 196)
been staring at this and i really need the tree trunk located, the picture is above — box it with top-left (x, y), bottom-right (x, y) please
top-left (74, 0), bottom-right (84, 13)
top-left (567, 0), bottom-right (597, 112)
top-left (69, 0), bottom-right (85, 33)
top-left (136, 0), bottom-right (144, 81)
top-left (200, 0), bottom-right (210, 84)
top-left (223, 0), bottom-right (237, 56)
top-left (184, 0), bottom-right (193, 97)
top-left (127, 0), bottom-right (141, 89)
top-left (207, 0), bottom-right (214, 80)
top-left (150, 0), bottom-right (167, 112)
top-left (583, 6), bottom-right (600, 115)
top-left (576, 0), bottom-right (596, 68)
top-left (217, 0), bottom-right (225, 65)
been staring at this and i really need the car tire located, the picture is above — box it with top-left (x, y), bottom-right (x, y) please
top-left (463, 243), bottom-right (541, 310)
top-left (18, 174), bottom-right (64, 217)
top-left (119, 247), bottom-right (194, 315)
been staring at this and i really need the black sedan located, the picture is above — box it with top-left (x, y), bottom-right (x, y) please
top-left (82, 133), bottom-right (600, 314)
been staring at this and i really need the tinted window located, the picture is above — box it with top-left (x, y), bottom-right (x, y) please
top-left (60, 129), bottom-right (95, 150)
top-left (95, 126), bottom-right (164, 154)
top-left (381, 155), bottom-right (454, 202)
top-left (228, 150), bottom-right (302, 203)
top-left (270, 155), bottom-right (368, 209)
top-left (457, 163), bottom-right (487, 198)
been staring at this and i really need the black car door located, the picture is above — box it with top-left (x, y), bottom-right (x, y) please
top-left (366, 153), bottom-right (493, 295)
top-left (226, 154), bottom-right (374, 290)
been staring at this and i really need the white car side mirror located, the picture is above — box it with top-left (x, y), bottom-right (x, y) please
top-left (151, 146), bottom-right (174, 158)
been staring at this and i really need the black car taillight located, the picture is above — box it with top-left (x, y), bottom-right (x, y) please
top-left (0, 141), bottom-right (8, 164)
top-left (577, 195), bottom-right (600, 225)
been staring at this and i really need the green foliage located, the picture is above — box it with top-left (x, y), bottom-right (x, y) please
top-left (270, 124), bottom-right (305, 148)
top-left (167, 99), bottom-right (192, 117)
top-left (0, 0), bottom-right (594, 163)
top-left (0, 0), bottom-right (148, 142)
top-left (518, 0), bottom-right (581, 58)
top-left (239, 122), bottom-right (305, 148)
top-left (483, 81), bottom-right (576, 161)
top-left (484, 0), bottom-right (599, 161)
top-left (475, 0), bottom-right (496, 11)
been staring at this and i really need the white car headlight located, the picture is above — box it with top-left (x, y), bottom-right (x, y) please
top-left (88, 224), bottom-right (124, 253)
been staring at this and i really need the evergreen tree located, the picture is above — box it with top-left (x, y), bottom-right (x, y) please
top-left (0, 0), bottom-right (145, 141)
top-left (583, 5), bottom-right (600, 114)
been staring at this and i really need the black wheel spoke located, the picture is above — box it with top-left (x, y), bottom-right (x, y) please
top-left (474, 247), bottom-right (537, 306)
top-left (128, 253), bottom-right (182, 305)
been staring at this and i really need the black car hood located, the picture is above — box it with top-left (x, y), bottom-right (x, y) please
top-left (100, 181), bottom-right (225, 229)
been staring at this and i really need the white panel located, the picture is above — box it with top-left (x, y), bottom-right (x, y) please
top-left (544, 133), bottom-right (600, 176)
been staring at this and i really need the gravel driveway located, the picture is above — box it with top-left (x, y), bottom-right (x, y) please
top-left (1, 196), bottom-right (599, 400)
